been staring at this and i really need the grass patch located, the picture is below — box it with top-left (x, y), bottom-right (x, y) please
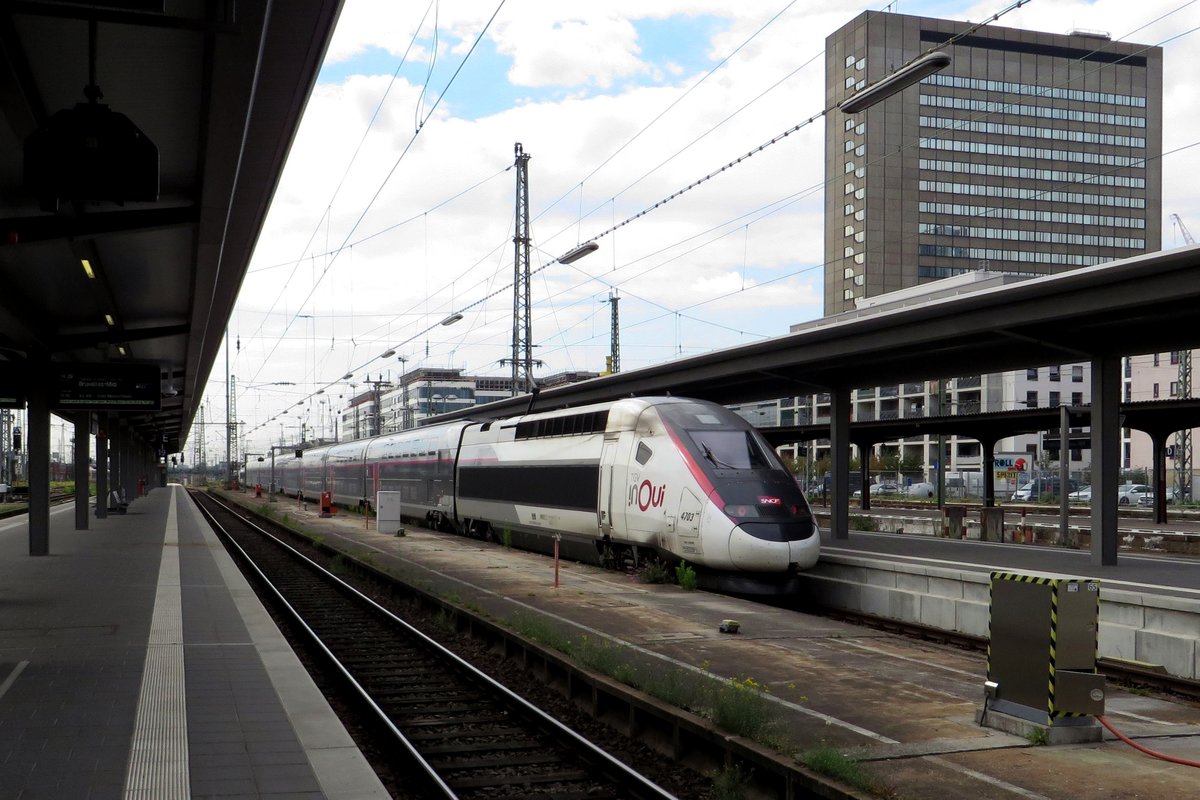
top-left (1026, 727), bottom-right (1049, 746)
top-left (505, 614), bottom-right (790, 751)
top-left (707, 763), bottom-right (752, 800)
top-left (675, 561), bottom-right (699, 590)
top-left (709, 676), bottom-right (788, 746)
top-left (637, 560), bottom-right (673, 584)
top-left (849, 515), bottom-right (879, 531)
top-left (801, 746), bottom-right (877, 793)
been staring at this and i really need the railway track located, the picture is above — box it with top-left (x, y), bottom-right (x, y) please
top-left (190, 490), bottom-right (677, 800)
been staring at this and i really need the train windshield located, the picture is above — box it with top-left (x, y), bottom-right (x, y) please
top-left (689, 430), bottom-right (773, 471)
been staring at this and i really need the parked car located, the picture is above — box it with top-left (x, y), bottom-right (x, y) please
top-left (852, 482), bottom-right (900, 497)
top-left (906, 481), bottom-right (935, 498)
top-left (1068, 485), bottom-right (1092, 503)
top-left (1116, 484), bottom-right (1150, 505)
top-left (1010, 477), bottom-right (1079, 502)
top-left (1138, 487), bottom-right (1179, 506)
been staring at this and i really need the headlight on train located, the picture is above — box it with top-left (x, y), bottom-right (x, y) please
top-left (723, 498), bottom-right (804, 520)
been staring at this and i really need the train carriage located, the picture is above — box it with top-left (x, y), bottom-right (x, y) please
top-left (243, 396), bottom-right (819, 594)
top-left (455, 405), bottom-right (610, 553)
top-left (324, 439), bottom-right (369, 508)
top-left (366, 423), bottom-right (470, 524)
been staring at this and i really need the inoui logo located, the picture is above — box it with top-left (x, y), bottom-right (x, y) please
top-left (631, 479), bottom-right (666, 512)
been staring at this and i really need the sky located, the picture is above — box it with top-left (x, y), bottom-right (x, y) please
top-left (212, 0), bottom-right (1200, 458)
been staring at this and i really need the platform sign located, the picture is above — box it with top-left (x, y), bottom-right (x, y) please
top-left (52, 363), bottom-right (160, 411)
top-left (0, 365), bottom-right (28, 407)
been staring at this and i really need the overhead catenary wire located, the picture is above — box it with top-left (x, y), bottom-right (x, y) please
top-left (242, 0), bottom-right (507, 389)
top-left (234, 0), bottom-right (1200, 444)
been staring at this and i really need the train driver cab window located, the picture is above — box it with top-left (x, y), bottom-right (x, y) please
top-left (635, 441), bottom-right (653, 465)
top-left (690, 430), bottom-right (770, 471)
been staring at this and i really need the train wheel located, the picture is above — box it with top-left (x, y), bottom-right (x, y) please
top-left (598, 541), bottom-right (619, 569)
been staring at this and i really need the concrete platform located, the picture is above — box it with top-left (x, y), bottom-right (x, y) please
top-left (0, 484), bottom-right (387, 800)
top-left (231, 490), bottom-right (1200, 800)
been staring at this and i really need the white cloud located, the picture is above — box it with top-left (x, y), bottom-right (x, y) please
top-left (492, 15), bottom-right (646, 88)
top-left (227, 0), bottom-right (1200, 453)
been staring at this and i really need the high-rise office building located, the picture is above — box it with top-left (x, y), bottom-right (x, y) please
top-left (824, 11), bottom-right (1162, 315)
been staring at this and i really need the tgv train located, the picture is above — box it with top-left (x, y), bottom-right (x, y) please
top-left (248, 397), bottom-right (820, 594)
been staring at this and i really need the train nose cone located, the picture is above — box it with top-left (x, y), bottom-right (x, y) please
top-left (789, 526), bottom-right (820, 569)
top-left (727, 525), bottom-right (791, 571)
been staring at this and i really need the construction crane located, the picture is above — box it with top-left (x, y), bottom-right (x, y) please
top-left (1169, 213), bottom-right (1193, 501)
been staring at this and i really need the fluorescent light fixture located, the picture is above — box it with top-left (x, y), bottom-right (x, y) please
top-left (558, 242), bottom-right (599, 265)
top-left (104, 313), bottom-right (115, 326)
top-left (81, 259), bottom-right (96, 279)
top-left (839, 51), bottom-right (951, 114)
top-left (116, 344), bottom-right (127, 356)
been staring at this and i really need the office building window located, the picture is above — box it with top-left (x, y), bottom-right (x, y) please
top-left (1072, 365), bottom-right (1083, 382)
top-left (1153, 353), bottom-right (1160, 366)
top-left (1026, 390), bottom-right (1038, 407)
top-left (1153, 383), bottom-right (1160, 398)
top-left (1049, 391), bottom-right (1060, 407)
top-left (1072, 392), bottom-right (1083, 406)
top-left (1170, 351), bottom-right (1180, 365)
top-left (920, 115), bottom-right (1146, 148)
top-left (1049, 366), bottom-right (1060, 382)
top-left (921, 73), bottom-right (1147, 108)
top-left (1027, 368), bottom-right (1038, 380)
top-left (1171, 381), bottom-right (1180, 397)
top-left (918, 202), bottom-right (1146, 229)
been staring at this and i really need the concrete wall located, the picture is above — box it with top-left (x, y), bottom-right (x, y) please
top-left (800, 553), bottom-right (1199, 681)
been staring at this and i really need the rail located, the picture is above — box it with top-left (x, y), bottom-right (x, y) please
top-left (191, 490), bottom-right (677, 800)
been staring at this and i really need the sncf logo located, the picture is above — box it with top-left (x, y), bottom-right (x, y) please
top-left (631, 479), bottom-right (666, 512)
top-left (758, 496), bottom-right (782, 505)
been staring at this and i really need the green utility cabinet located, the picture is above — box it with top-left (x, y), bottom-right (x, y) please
top-left (987, 571), bottom-right (1105, 724)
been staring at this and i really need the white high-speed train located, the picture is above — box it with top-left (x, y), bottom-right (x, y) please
top-left (248, 396), bottom-right (820, 594)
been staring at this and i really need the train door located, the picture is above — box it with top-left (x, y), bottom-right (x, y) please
top-left (676, 488), bottom-right (703, 558)
top-left (598, 435), bottom-right (619, 535)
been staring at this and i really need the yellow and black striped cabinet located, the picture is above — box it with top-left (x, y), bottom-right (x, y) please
top-left (987, 571), bottom-right (1105, 724)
